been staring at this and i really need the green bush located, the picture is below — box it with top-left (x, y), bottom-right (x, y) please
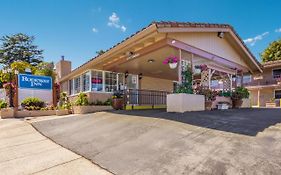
top-left (58, 92), bottom-right (71, 109)
top-left (21, 97), bottom-right (45, 110)
top-left (0, 99), bottom-right (7, 109)
top-left (231, 87), bottom-right (249, 100)
top-left (74, 92), bottom-right (89, 106)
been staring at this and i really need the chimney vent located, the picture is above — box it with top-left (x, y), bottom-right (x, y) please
top-left (61, 55), bottom-right (65, 60)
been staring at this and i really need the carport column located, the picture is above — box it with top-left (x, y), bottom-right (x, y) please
top-left (257, 89), bottom-right (260, 107)
top-left (178, 49), bottom-right (182, 84)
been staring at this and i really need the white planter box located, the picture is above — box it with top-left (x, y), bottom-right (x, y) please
top-left (73, 105), bottom-right (113, 114)
top-left (167, 93), bottom-right (205, 113)
top-left (16, 110), bottom-right (56, 118)
top-left (56, 109), bottom-right (69, 116)
top-left (217, 104), bottom-right (229, 110)
top-left (1, 108), bottom-right (15, 119)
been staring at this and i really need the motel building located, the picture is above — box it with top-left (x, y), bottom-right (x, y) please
top-left (55, 21), bottom-right (265, 110)
top-left (245, 60), bottom-right (281, 108)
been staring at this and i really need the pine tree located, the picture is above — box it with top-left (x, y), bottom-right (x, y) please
top-left (0, 33), bottom-right (43, 67)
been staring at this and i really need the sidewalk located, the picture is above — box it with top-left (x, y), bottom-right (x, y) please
top-left (0, 118), bottom-right (112, 175)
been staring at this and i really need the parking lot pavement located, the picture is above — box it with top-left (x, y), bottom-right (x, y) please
top-left (33, 109), bottom-right (281, 175)
top-left (0, 118), bottom-right (112, 175)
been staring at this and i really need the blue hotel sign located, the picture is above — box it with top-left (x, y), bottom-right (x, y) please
top-left (18, 74), bottom-right (52, 90)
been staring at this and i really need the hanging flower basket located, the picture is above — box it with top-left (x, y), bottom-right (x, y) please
top-left (169, 62), bottom-right (178, 69)
top-left (163, 55), bottom-right (178, 69)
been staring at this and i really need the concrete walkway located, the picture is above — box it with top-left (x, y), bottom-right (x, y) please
top-left (0, 118), bottom-right (112, 175)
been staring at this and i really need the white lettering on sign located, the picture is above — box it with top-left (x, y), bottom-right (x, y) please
top-left (21, 76), bottom-right (50, 87)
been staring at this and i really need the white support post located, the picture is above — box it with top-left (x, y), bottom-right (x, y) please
top-left (229, 74), bottom-right (233, 90)
top-left (102, 71), bottom-right (105, 92)
top-left (208, 69), bottom-right (212, 89)
top-left (178, 49), bottom-right (182, 84)
top-left (257, 89), bottom-right (260, 107)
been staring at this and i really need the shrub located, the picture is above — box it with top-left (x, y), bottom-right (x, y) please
top-left (112, 91), bottom-right (123, 99)
top-left (218, 90), bottom-right (231, 97)
top-left (0, 99), bottom-right (7, 109)
top-left (58, 92), bottom-right (71, 109)
top-left (21, 97), bottom-right (45, 110)
top-left (104, 98), bottom-right (112, 106)
top-left (231, 87), bottom-right (249, 100)
top-left (195, 86), bottom-right (217, 101)
top-left (74, 92), bottom-right (89, 106)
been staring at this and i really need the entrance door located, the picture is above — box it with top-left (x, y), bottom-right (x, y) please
top-left (126, 75), bottom-right (139, 105)
top-left (126, 74), bottom-right (138, 89)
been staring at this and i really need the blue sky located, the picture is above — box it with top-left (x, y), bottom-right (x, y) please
top-left (1, 0), bottom-right (281, 69)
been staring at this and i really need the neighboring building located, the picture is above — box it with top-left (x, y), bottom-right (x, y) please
top-left (55, 21), bottom-right (262, 107)
top-left (246, 60), bottom-right (281, 107)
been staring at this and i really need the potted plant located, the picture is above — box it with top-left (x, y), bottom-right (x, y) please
top-left (231, 87), bottom-right (249, 108)
top-left (112, 91), bottom-right (124, 110)
top-left (162, 55), bottom-right (178, 69)
top-left (195, 86), bottom-right (217, 110)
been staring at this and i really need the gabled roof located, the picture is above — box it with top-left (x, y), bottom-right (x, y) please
top-left (60, 21), bottom-right (262, 82)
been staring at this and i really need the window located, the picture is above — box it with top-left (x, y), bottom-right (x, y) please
top-left (91, 71), bottom-right (103, 91)
top-left (117, 73), bottom-right (125, 90)
top-left (105, 72), bottom-right (117, 92)
top-left (69, 79), bottom-right (73, 95)
top-left (74, 77), bottom-right (81, 94)
top-left (275, 90), bottom-right (281, 99)
top-left (273, 69), bottom-right (281, 79)
top-left (82, 72), bottom-right (90, 92)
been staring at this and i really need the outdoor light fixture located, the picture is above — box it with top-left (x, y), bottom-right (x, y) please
top-left (147, 59), bottom-right (155, 63)
top-left (171, 40), bottom-right (176, 44)
top-left (217, 32), bottom-right (224, 39)
top-left (125, 71), bottom-right (129, 78)
top-left (138, 73), bottom-right (143, 80)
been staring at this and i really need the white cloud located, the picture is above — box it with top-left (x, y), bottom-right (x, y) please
top-left (275, 28), bottom-right (281, 33)
top-left (121, 25), bottom-right (126, 32)
top-left (92, 27), bottom-right (98, 33)
top-left (107, 12), bottom-right (127, 32)
top-left (243, 32), bottom-right (269, 46)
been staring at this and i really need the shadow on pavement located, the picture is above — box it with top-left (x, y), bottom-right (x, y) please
top-left (108, 108), bottom-right (281, 136)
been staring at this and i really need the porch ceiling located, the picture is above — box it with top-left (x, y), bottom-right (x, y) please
top-left (108, 46), bottom-right (180, 80)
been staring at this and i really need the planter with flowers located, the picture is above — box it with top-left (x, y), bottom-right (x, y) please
top-left (112, 91), bottom-right (124, 110)
top-left (195, 86), bottom-right (217, 110)
top-left (167, 67), bottom-right (205, 113)
top-left (163, 55), bottom-right (178, 69)
top-left (231, 87), bottom-right (250, 108)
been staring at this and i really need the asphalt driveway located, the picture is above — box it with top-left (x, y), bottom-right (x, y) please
top-left (33, 109), bottom-right (281, 175)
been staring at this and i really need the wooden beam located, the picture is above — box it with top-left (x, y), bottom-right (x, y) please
top-left (166, 38), bottom-right (250, 73)
top-left (103, 39), bottom-right (168, 70)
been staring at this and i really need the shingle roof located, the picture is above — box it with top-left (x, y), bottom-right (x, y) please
top-left (66, 21), bottom-right (261, 80)
top-left (262, 60), bottom-right (281, 68)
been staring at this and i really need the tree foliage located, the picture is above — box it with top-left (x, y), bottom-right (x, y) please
top-left (0, 33), bottom-right (43, 66)
top-left (261, 39), bottom-right (281, 62)
top-left (0, 61), bottom-right (55, 88)
top-left (34, 62), bottom-right (56, 80)
top-left (96, 49), bottom-right (105, 56)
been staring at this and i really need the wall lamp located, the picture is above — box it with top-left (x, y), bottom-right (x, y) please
top-left (125, 71), bottom-right (129, 78)
top-left (217, 32), bottom-right (224, 39)
top-left (138, 73), bottom-right (143, 80)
